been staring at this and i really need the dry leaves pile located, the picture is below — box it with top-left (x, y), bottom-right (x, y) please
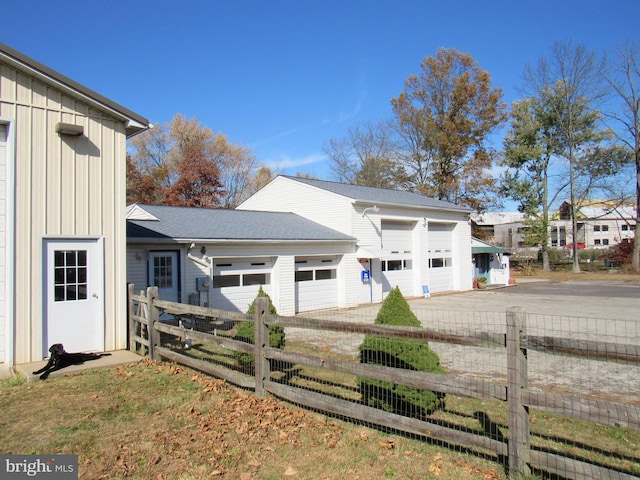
top-left (91, 360), bottom-right (345, 478)
top-left (2, 359), bottom-right (504, 479)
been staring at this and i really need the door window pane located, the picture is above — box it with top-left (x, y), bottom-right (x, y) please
top-left (153, 255), bottom-right (174, 288)
top-left (295, 270), bottom-right (313, 282)
top-left (54, 250), bottom-right (88, 302)
top-left (214, 275), bottom-right (241, 288)
top-left (315, 269), bottom-right (336, 280)
top-left (243, 273), bottom-right (268, 286)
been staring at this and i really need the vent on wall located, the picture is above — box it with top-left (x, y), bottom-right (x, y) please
top-left (56, 122), bottom-right (84, 136)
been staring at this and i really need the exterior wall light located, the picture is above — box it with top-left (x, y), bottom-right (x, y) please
top-left (56, 122), bottom-right (84, 136)
top-left (362, 205), bottom-right (380, 217)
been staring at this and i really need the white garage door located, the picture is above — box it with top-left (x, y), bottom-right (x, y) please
top-left (295, 256), bottom-right (339, 312)
top-left (381, 221), bottom-right (414, 297)
top-left (428, 223), bottom-right (454, 292)
top-left (212, 257), bottom-right (273, 312)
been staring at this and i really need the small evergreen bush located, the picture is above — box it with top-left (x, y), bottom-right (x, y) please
top-left (358, 286), bottom-right (445, 417)
top-left (234, 286), bottom-right (285, 366)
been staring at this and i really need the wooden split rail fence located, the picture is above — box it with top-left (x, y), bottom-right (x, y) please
top-left (128, 285), bottom-right (640, 479)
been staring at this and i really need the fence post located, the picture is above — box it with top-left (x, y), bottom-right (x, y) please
top-left (507, 306), bottom-right (530, 477)
top-left (254, 296), bottom-right (270, 398)
top-left (147, 286), bottom-right (160, 361)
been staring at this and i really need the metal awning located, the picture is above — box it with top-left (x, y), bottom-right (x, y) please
top-left (472, 245), bottom-right (508, 254)
top-left (356, 246), bottom-right (382, 258)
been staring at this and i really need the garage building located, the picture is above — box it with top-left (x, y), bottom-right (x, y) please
top-left (126, 204), bottom-right (356, 315)
top-left (238, 175), bottom-right (473, 302)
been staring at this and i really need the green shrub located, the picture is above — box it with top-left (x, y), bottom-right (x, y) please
top-left (234, 286), bottom-right (285, 366)
top-left (358, 286), bottom-right (445, 417)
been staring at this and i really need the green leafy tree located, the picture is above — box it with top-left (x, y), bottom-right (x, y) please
top-left (500, 96), bottom-right (563, 271)
top-left (391, 48), bottom-right (506, 210)
top-left (358, 287), bottom-right (445, 417)
top-left (524, 41), bottom-right (609, 272)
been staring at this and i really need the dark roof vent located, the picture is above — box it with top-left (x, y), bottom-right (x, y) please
top-left (56, 122), bottom-right (84, 136)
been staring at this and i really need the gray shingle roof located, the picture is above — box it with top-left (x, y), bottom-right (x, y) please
top-left (281, 175), bottom-right (472, 212)
top-left (127, 205), bottom-right (355, 242)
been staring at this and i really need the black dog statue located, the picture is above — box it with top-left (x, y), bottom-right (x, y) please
top-left (32, 343), bottom-right (111, 380)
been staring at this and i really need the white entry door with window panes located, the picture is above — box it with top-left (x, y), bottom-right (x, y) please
top-left (44, 238), bottom-right (104, 354)
top-left (148, 251), bottom-right (179, 302)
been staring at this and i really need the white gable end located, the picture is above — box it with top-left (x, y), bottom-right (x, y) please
top-left (238, 176), bottom-right (353, 234)
top-left (126, 204), bottom-right (159, 221)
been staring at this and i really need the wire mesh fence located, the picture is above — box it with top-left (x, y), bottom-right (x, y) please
top-left (129, 285), bottom-right (640, 479)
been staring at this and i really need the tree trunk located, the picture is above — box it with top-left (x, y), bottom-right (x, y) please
top-left (633, 146), bottom-right (640, 273)
top-left (541, 246), bottom-right (551, 272)
top-left (542, 172), bottom-right (551, 272)
top-left (569, 144), bottom-right (581, 273)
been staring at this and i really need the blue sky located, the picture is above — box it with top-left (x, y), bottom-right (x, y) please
top-left (3, 0), bottom-right (639, 194)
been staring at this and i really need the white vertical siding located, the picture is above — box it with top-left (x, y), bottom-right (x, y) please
top-left (0, 123), bottom-right (6, 363)
top-left (0, 62), bottom-right (130, 363)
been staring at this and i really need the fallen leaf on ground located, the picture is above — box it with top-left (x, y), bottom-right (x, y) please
top-left (283, 466), bottom-right (298, 477)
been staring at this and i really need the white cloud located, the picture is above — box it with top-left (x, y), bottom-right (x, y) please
top-left (265, 153), bottom-right (327, 171)
top-left (251, 126), bottom-right (307, 148)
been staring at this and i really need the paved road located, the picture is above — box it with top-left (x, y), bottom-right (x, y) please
top-left (410, 279), bottom-right (640, 321)
top-left (499, 279), bottom-right (640, 299)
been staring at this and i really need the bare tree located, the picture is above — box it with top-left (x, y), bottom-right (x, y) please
top-left (524, 40), bottom-right (607, 272)
top-left (323, 120), bottom-right (406, 189)
top-left (601, 41), bottom-right (640, 273)
top-left (217, 139), bottom-right (257, 208)
top-left (127, 124), bottom-right (172, 203)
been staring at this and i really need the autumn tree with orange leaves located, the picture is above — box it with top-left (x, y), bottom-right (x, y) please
top-left (128, 114), bottom-right (256, 208)
top-left (391, 48), bottom-right (506, 210)
top-left (163, 141), bottom-right (225, 207)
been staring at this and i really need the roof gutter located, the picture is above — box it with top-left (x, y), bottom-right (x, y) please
top-left (352, 199), bottom-right (472, 214)
top-left (0, 43), bottom-right (149, 137)
top-left (127, 238), bottom-right (356, 244)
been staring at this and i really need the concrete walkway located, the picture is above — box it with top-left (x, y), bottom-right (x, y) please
top-left (1, 350), bottom-right (143, 382)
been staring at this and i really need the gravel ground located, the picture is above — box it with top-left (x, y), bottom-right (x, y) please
top-left (290, 279), bottom-right (640, 405)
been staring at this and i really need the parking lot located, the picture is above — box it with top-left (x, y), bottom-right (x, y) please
top-left (294, 278), bottom-right (640, 403)
top-left (412, 278), bottom-right (640, 320)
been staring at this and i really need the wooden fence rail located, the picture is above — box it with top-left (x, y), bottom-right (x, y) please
top-left (128, 285), bottom-right (640, 480)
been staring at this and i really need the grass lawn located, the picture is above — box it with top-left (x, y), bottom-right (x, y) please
top-left (0, 359), bottom-right (508, 480)
top-left (3, 355), bottom-right (638, 479)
